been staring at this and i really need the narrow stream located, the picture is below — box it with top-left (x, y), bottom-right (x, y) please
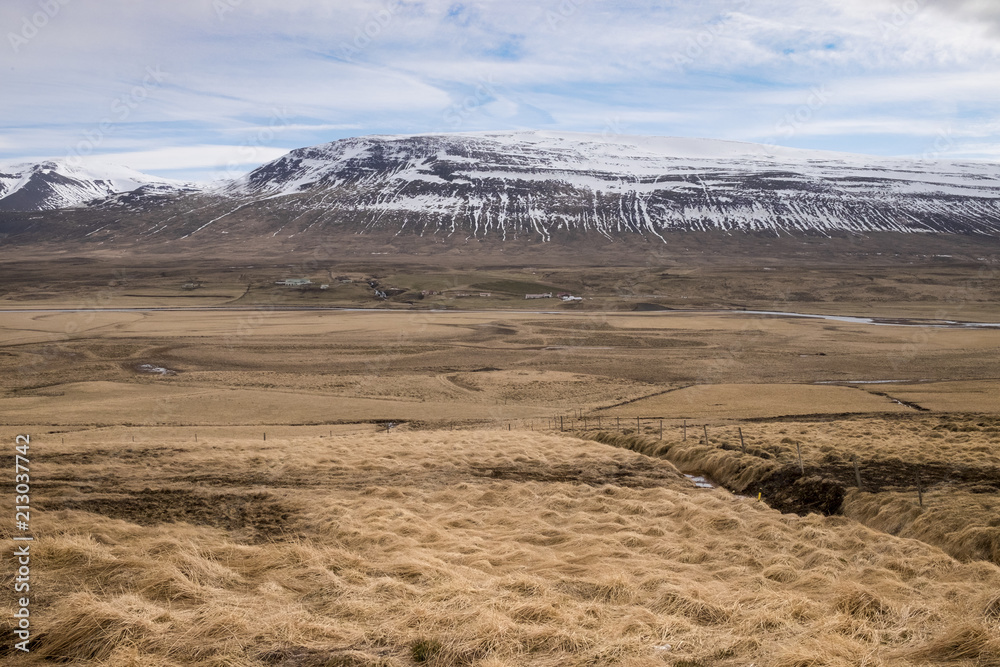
top-left (684, 474), bottom-right (716, 489)
top-left (730, 310), bottom-right (1000, 328)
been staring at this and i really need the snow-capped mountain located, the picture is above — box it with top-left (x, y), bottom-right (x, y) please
top-left (0, 160), bottom-right (193, 212)
top-left (210, 130), bottom-right (1000, 240)
top-left (4, 132), bottom-right (1000, 246)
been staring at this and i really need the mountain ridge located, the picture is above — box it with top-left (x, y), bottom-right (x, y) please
top-left (217, 130), bottom-right (1000, 240)
top-left (3, 131), bottom-right (1000, 247)
top-left (0, 160), bottom-right (195, 212)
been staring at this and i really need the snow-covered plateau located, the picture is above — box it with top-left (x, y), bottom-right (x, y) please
top-left (5, 131), bottom-right (1000, 241)
top-left (220, 131), bottom-right (1000, 238)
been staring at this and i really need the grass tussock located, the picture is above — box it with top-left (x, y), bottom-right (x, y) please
top-left (586, 416), bottom-right (1000, 566)
top-left (3, 428), bottom-right (1000, 665)
top-left (30, 593), bottom-right (163, 662)
top-left (843, 489), bottom-right (1000, 565)
top-left (582, 430), bottom-right (844, 515)
top-left (581, 430), bottom-right (777, 491)
top-left (902, 623), bottom-right (1000, 664)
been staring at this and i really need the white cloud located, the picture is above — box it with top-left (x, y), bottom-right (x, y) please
top-left (8, 145), bottom-right (293, 173)
top-left (82, 145), bottom-right (293, 172)
top-left (751, 71), bottom-right (1000, 108)
top-left (214, 123), bottom-right (362, 134)
top-left (941, 141), bottom-right (1000, 160)
top-left (0, 0), bottom-right (997, 170)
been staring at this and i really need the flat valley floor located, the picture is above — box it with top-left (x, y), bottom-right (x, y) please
top-left (2, 255), bottom-right (1000, 666)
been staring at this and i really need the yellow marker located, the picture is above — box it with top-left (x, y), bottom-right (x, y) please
top-left (757, 492), bottom-right (762, 501)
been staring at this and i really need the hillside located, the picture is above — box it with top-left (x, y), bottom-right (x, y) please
top-left (0, 160), bottom-right (193, 212)
top-left (2, 132), bottom-right (999, 252)
top-left (9, 427), bottom-right (1000, 666)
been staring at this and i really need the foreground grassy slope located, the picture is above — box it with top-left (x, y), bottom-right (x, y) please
top-left (3, 428), bottom-right (999, 666)
top-left (587, 414), bottom-right (1000, 566)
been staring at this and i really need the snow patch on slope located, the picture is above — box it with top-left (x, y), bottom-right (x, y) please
top-left (0, 159), bottom-right (193, 211)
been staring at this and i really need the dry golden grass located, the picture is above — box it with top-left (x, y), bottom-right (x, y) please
top-left (6, 310), bottom-right (1000, 404)
top-left (3, 428), bottom-right (1000, 666)
top-left (598, 383), bottom-right (912, 419)
top-left (569, 414), bottom-right (1000, 471)
top-left (693, 415), bottom-right (1000, 469)
top-left (882, 380), bottom-right (1000, 413)
top-left (0, 379), bottom-right (553, 425)
top-left (0, 371), bottom-right (658, 426)
top-left (843, 488), bottom-right (1000, 564)
top-left (585, 414), bottom-right (1000, 568)
top-left (3, 288), bottom-right (1000, 665)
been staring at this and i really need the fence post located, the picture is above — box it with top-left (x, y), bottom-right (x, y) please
top-left (636, 417), bottom-right (640, 434)
top-left (796, 443), bottom-right (804, 475)
top-left (683, 420), bottom-right (687, 440)
top-left (703, 424), bottom-right (708, 445)
top-left (659, 419), bottom-right (663, 440)
top-left (560, 416), bottom-right (564, 431)
top-left (853, 455), bottom-right (863, 490)
top-left (916, 472), bottom-right (923, 507)
top-left (738, 427), bottom-right (745, 453)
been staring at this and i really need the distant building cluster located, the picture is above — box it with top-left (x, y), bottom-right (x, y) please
top-left (275, 278), bottom-right (312, 286)
top-left (525, 292), bottom-right (582, 301)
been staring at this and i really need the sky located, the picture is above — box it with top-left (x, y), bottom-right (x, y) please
top-left (1, 0), bottom-right (999, 182)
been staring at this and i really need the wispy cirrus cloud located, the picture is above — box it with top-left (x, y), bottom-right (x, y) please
top-left (1, 0), bottom-right (997, 180)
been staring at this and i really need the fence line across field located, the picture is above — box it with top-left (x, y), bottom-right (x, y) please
top-left (477, 416), bottom-right (929, 509)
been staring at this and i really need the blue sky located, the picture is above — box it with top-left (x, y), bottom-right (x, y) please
top-left (1, 0), bottom-right (999, 182)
